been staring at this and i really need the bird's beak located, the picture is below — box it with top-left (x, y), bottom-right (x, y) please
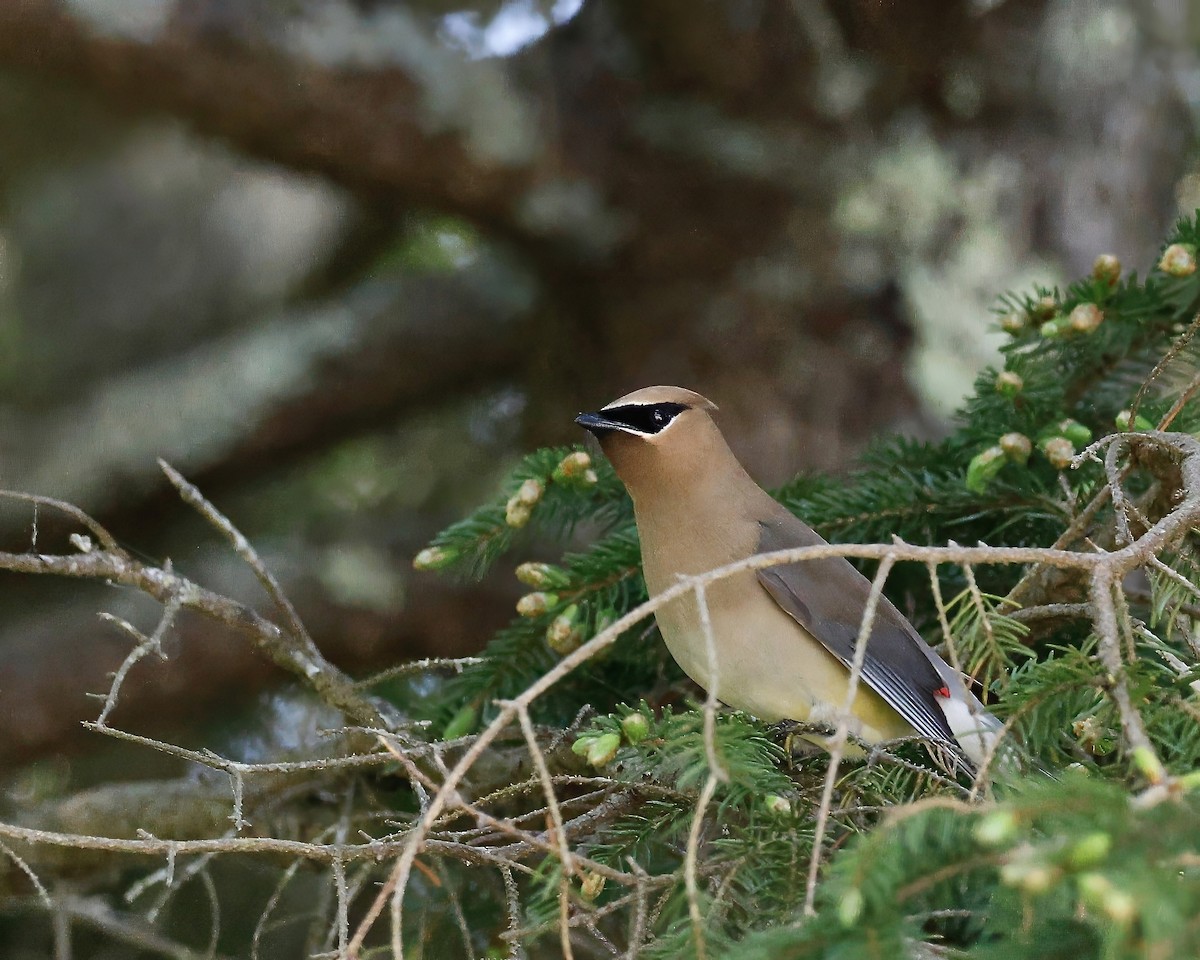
top-left (574, 411), bottom-right (627, 437)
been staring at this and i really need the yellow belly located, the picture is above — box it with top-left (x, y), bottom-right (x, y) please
top-left (653, 569), bottom-right (912, 743)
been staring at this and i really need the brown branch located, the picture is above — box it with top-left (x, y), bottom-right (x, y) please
top-left (0, 547), bottom-right (391, 730)
top-left (0, 1), bottom-right (542, 222)
top-left (4, 428), bottom-right (1200, 955)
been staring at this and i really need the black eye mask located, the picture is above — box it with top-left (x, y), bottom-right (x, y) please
top-left (598, 402), bottom-right (688, 434)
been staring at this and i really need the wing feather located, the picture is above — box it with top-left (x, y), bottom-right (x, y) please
top-left (754, 516), bottom-right (958, 746)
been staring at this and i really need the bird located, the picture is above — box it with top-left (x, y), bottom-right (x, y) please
top-left (575, 385), bottom-right (1001, 770)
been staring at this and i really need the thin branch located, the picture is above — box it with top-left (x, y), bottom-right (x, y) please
top-left (804, 552), bottom-right (896, 915)
top-left (685, 773), bottom-right (720, 960)
top-left (159, 460), bottom-right (318, 657)
top-left (1129, 311), bottom-right (1200, 426)
top-left (692, 579), bottom-right (730, 782)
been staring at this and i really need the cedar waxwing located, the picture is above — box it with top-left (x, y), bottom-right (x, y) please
top-left (575, 386), bottom-right (1001, 769)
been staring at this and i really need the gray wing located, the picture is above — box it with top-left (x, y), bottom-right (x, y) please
top-left (754, 514), bottom-right (958, 747)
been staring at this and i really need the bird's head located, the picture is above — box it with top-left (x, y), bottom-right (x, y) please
top-left (575, 386), bottom-right (731, 499)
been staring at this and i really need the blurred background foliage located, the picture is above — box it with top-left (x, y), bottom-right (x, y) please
top-left (1, 0), bottom-right (1200, 955)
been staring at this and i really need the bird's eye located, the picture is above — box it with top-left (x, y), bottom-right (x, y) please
top-left (652, 408), bottom-right (667, 424)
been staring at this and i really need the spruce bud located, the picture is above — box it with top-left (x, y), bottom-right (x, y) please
top-left (1114, 410), bottom-right (1154, 431)
top-left (546, 604), bottom-right (582, 654)
top-left (552, 451), bottom-right (596, 486)
top-left (974, 810), bottom-right (1018, 847)
top-left (1078, 873), bottom-right (1135, 923)
top-left (995, 370), bottom-right (1024, 397)
top-left (1102, 890), bottom-right (1136, 924)
top-left (1067, 832), bottom-right (1112, 869)
top-left (838, 888), bottom-right (864, 927)
top-left (580, 871), bottom-right (606, 901)
top-left (1178, 769), bottom-right (1200, 793)
top-left (515, 562), bottom-right (568, 589)
top-left (1071, 716), bottom-right (1111, 755)
top-left (999, 312), bottom-right (1026, 334)
top-left (1159, 243), bottom-right (1197, 277)
top-left (1040, 436), bottom-right (1075, 469)
top-left (1068, 303), bottom-right (1103, 334)
top-left (516, 592), bottom-right (558, 618)
top-left (585, 732), bottom-right (621, 767)
top-left (504, 479), bottom-right (543, 528)
top-left (999, 432), bottom-right (1032, 464)
top-left (442, 702), bottom-right (479, 740)
top-left (1000, 860), bottom-right (1055, 894)
top-left (1039, 318), bottom-right (1066, 339)
top-left (1056, 419), bottom-right (1093, 446)
top-left (505, 500), bottom-right (532, 528)
top-left (621, 712), bottom-right (650, 744)
top-left (1091, 253), bottom-right (1121, 285)
top-left (1076, 872), bottom-right (1112, 908)
top-left (764, 794), bottom-right (792, 816)
top-left (966, 446), bottom-right (1006, 493)
top-left (572, 734), bottom-right (596, 757)
top-left (413, 545), bottom-right (457, 571)
top-left (1131, 745), bottom-right (1166, 784)
top-left (1032, 295), bottom-right (1058, 319)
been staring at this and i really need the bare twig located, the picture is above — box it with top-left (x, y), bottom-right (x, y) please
top-left (5, 429), bottom-right (1200, 957)
top-left (692, 579), bottom-right (730, 782)
top-left (685, 773), bottom-right (720, 960)
top-left (804, 553), bottom-right (896, 915)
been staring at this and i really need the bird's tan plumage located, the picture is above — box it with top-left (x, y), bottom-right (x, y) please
top-left (576, 385), bottom-right (999, 767)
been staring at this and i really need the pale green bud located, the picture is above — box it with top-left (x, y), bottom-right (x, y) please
top-left (974, 810), bottom-right (1018, 847)
top-left (838, 888), bottom-right (864, 927)
top-left (1067, 832), bottom-right (1112, 869)
top-left (1178, 769), bottom-right (1200, 792)
top-left (586, 732), bottom-right (621, 767)
top-left (514, 478), bottom-right (544, 505)
top-left (1076, 872), bottom-right (1111, 909)
top-left (413, 545), bottom-right (457, 571)
top-left (1040, 318), bottom-right (1066, 339)
top-left (764, 794), bottom-right (792, 816)
top-left (999, 312), bottom-right (1026, 334)
top-left (1032, 295), bottom-right (1058, 319)
top-left (1159, 243), bottom-right (1197, 277)
top-left (1114, 410), bottom-right (1154, 432)
top-left (552, 451), bottom-right (596, 486)
top-left (516, 592), bottom-right (558, 618)
top-left (1068, 303), bottom-right (1103, 334)
top-left (1040, 436), bottom-right (1075, 469)
top-left (515, 562), bottom-right (569, 588)
top-left (505, 499), bottom-right (533, 529)
top-left (1102, 890), bottom-right (1137, 923)
top-left (966, 446), bottom-right (1006, 493)
top-left (505, 479), bottom-right (544, 528)
top-left (442, 702), bottom-right (478, 740)
top-left (572, 734), bottom-right (596, 757)
top-left (999, 432), bottom-right (1032, 465)
top-left (1091, 253), bottom-right (1121, 285)
top-left (580, 871), bottom-right (606, 901)
top-left (1131, 745), bottom-right (1166, 784)
top-left (1000, 860), bottom-right (1055, 893)
top-left (995, 370), bottom-right (1024, 397)
top-left (621, 712), bottom-right (650, 744)
top-left (1057, 419), bottom-right (1093, 446)
top-left (546, 604), bottom-right (582, 654)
